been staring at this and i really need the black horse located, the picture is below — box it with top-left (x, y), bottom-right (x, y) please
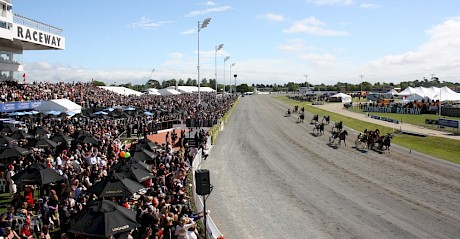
top-left (298, 114), bottom-right (305, 123)
top-left (311, 114), bottom-right (319, 124)
top-left (378, 133), bottom-right (393, 150)
top-left (337, 130), bottom-right (348, 146)
top-left (332, 121), bottom-right (343, 132)
top-left (313, 122), bottom-right (324, 136)
top-left (330, 130), bottom-right (348, 146)
top-left (322, 115), bottom-right (330, 125)
top-left (285, 109), bottom-right (291, 117)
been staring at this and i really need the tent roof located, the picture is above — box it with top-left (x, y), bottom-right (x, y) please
top-left (398, 86), bottom-right (460, 101)
top-left (158, 88), bottom-right (181, 96)
top-left (34, 99), bottom-right (82, 114)
top-left (166, 86), bottom-right (216, 93)
top-left (146, 88), bottom-right (161, 95)
top-left (99, 86), bottom-right (144, 96)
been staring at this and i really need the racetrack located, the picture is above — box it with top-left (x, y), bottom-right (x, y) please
top-left (201, 94), bottom-right (460, 239)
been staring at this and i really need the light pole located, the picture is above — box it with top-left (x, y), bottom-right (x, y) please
top-left (230, 63), bottom-right (235, 94)
top-left (359, 75), bottom-right (364, 102)
top-left (234, 74), bottom-right (238, 94)
top-left (197, 18), bottom-right (211, 104)
top-left (223, 56), bottom-right (230, 94)
top-left (214, 44), bottom-right (224, 94)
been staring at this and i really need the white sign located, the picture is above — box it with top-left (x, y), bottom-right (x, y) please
top-left (15, 24), bottom-right (65, 49)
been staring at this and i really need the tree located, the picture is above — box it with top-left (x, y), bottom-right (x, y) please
top-left (178, 79), bottom-right (185, 86)
top-left (146, 79), bottom-right (160, 89)
top-left (92, 80), bottom-right (105, 86)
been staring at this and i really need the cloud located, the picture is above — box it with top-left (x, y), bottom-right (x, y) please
top-left (128, 17), bottom-right (172, 29)
top-left (357, 17), bottom-right (460, 83)
top-left (185, 6), bottom-right (232, 17)
top-left (180, 28), bottom-right (196, 35)
top-left (359, 2), bottom-right (380, 9)
top-left (201, 1), bottom-right (215, 6)
top-left (300, 53), bottom-right (337, 66)
top-left (278, 38), bottom-right (316, 52)
top-left (258, 13), bottom-right (285, 22)
top-left (308, 0), bottom-right (353, 6)
top-left (283, 17), bottom-right (349, 36)
top-left (168, 52), bottom-right (183, 59)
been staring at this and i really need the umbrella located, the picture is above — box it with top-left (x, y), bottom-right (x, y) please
top-left (10, 131), bottom-right (33, 140)
top-left (77, 135), bottom-right (99, 145)
top-left (29, 126), bottom-right (50, 136)
top-left (11, 163), bottom-right (66, 186)
top-left (135, 138), bottom-right (161, 151)
top-left (109, 161), bottom-right (153, 183)
top-left (0, 146), bottom-right (30, 158)
top-left (130, 148), bottom-right (156, 162)
top-left (51, 132), bottom-right (74, 144)
top-left (0, 124), bottom-right (19, 134)
top-left (86, 172), bottom-right (143, 198)
top-left (27, 137), bottom-right (58, 149)
top-left (69, 199), bottom-right (140, 238)
top-left (0, 135), bottom-right (17, 146)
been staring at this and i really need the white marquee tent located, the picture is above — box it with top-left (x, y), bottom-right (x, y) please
top-left (331, 93), bottom-right (352, 103)
top-left (34, 99), bottom-right (82, 114)
top-left (398, 86), bottom-right (460, 101)
top-left (158, 88), bottom-right (181, 96)
top-left (146, 88), bottom-right (161, 96)
top-left (166, 86), bottom-right (216, 93)
top-left (98, 86), bottom-right (144, 96)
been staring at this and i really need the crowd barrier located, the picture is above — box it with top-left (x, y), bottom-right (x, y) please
top-left (191, 136), bottom-right (224, 239)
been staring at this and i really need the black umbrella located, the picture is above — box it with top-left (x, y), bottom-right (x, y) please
top-left (27, 137), bottom-right (58, 148)
top-left (135, 138), bottom-right (161, 152)
top-left (130, 148), bottom-right (156, 162)
top-left (77, 135), bottom-right (99, 146)
top-left (109, 161), bottom-right (153, 183)
top-left (68, 199), bottom-right (140, 238)
top-left (0, 146), bottom-right (30, 158)
top-left (51, 132), bottom-right (74, 144)
top-left (86, 172), bottom-right (143, 198)
top-left (0, 135), bottom-right (17, 146)
top-left (10, 130), bottom-right (33, 140)
top-left (29, 126), bottom-right (50, 136)
top-left (0, 124), bottom-right (19, 134)
top-left (11, 163), bottom-right (66, 186)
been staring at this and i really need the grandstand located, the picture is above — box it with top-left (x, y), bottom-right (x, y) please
top-left (0, 0), bottom-right (65, 83)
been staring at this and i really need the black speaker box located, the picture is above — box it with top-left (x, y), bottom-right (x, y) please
top-left (195, 169), bottom-right (210, 195)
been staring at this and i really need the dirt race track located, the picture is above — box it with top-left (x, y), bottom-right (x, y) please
top-left (201, 94), bottom-right (460, 239)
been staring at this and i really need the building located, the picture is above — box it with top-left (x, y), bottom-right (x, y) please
top-left (0, 0), bottom-right (65, 83)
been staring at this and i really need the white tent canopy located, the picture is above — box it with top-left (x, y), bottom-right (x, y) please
top-left (387, 89), bottom-right (399, 95)
top-left (34, 99), bottom-right (82, 114)
top-left (398, 86), bottom-right (460, 101)
top-left (434, 86), bottom-right (460, 101)
top-left (146, 88), bottom-right (161, 96)
top-left (166, 86), bottom-right (216, 93)
top-left (158, 88), bottom-right (181, 96)
top-left (331, 93), bottom-right (352, 103)
top-left (98, 86), bottom-right (144, 96)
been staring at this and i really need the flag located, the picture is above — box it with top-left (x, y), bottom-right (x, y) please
top-left (22, 73), bottom-right (26, 83)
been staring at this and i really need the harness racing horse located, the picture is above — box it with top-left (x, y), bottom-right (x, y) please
top-left (329, 130), bottom-right (348, 146)
top-left (332, 121), bottom-right (343, 133)
top-left (378, 133), bottom-right (393, 150)
top-left (311, 114), bottom-right (319, 124)
top-left (285, 109), bottom-right (291, 117)
top-left (312, 122), bottom-right (324, 136)
top-left (293, 105), bottom-right (299, 113)
top-left (337, 130), bottom-right (348, 146)
top-left (298, 113), bottom-right (305, 123)
top-left (322, 115), bottom-right (330, 125)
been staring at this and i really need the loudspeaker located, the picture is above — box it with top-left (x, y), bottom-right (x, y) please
top-left (195, 169), bottom-right (210, 195)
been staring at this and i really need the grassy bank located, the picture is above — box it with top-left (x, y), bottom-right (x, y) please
top-left (277, 96), bottom-right (460, 164)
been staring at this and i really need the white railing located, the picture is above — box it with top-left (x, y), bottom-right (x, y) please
top-left (192, 137), bottom-right (224, 239)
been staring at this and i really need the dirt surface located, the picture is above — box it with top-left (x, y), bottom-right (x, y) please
top-left (201, 94), bottom-right (460, 239)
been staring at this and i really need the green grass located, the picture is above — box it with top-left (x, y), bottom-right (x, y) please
top-left (277, 96), bottom-right (460, 164)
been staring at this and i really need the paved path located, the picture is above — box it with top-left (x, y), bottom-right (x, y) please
top-left (314, 102), bottom-right (460, 140)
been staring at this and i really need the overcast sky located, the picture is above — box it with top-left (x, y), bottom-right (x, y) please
top-left (15, 0), bottom-right (460, 86)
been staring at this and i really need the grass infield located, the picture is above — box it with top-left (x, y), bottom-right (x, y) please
top-left (276, 96), bottom-right (460, 164)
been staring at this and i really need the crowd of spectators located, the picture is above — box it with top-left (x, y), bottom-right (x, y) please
top-left (0, 80), bottom-right (236, 239)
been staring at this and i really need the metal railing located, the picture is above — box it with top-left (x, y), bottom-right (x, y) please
top-left (13, 13), bottom-right (63, 35)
